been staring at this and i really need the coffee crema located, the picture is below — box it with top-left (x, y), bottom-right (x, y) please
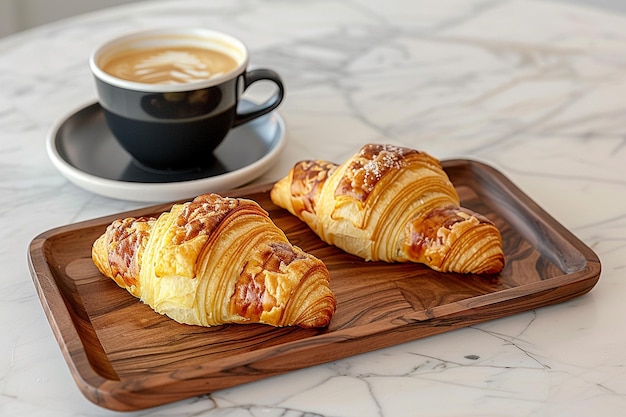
top-left (102, 46), bottom-right (238, 84)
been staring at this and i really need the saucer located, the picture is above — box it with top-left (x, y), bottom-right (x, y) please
top-left (47, 100), bottom-right (286, 202)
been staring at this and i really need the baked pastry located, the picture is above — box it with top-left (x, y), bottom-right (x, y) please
top-left (92, 193), bottom-right (335, 328)
top-left (270, 144), bottom-right (504, 274)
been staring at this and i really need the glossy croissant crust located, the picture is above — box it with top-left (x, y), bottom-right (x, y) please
top-left (92, 193), bottom-right (336, 328)
top-left (270, 144), bottom-right (505, 274)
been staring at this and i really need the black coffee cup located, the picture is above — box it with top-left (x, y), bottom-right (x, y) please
top-left (90, 28), bottom-right (284, 171)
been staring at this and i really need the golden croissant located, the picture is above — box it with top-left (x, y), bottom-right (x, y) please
top-left (92, 193), bottom-right (336, 328)
top-left (270, 144), bottom-right (504, 274)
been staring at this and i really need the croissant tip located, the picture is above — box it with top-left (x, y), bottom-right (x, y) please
top-left (294, 294), bottom-right (337, 328)
top-left (296, 314), bottom-right (334, 329)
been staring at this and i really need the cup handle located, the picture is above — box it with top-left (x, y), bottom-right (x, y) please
top-left (233, 69), bottom-right (285, 127)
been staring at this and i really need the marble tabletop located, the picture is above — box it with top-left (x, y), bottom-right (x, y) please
top-left (2, 0), bottom-right (625, 415)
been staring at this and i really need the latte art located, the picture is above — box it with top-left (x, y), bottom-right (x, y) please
top-left (103, 46), bottom-right (238, 84)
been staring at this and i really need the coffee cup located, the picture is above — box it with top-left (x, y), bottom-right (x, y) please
top-left (90, 28), bottom-right (284, 171)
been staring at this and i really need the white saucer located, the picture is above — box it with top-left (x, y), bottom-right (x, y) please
top-left (47, 100), bottom-right (286, 202)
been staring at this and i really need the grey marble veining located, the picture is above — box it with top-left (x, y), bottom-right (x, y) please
top-left (1, 0), bottom-right (625, 416)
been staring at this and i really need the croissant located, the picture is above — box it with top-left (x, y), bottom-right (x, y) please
top-left (91, 193), bottom-right (335, 328)
top-left (270, 144), bottom-right (504, 274)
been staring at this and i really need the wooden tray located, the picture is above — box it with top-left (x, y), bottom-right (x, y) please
top-left (28, 159), bottom-right (601, 411)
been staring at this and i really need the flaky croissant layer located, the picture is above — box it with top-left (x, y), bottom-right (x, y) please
top-left (270, 144), bottom-right (505, 274)
top-left (92, 193), bottom-right (336, 328)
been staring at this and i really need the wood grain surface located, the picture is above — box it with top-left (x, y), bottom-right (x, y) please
top-left (28, 159), bottom-right (601, 411)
